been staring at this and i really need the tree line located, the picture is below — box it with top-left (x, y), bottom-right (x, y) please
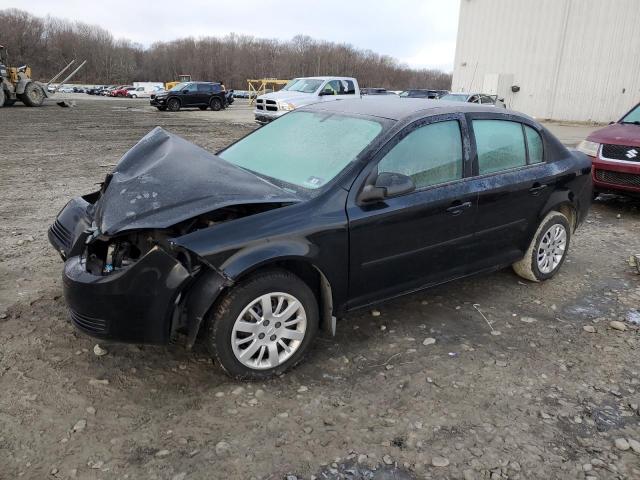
top-left (0, 8), bottom-right (452, 90)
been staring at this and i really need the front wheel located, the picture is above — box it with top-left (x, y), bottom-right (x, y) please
top-left (21, 82), bottom-right (45, 107)
top-left (167, 98), bottom-right (180, 112)
top-left (513, 211), bottom-right (571, 282)
top-left (206, 269), bottom-right (319, 379)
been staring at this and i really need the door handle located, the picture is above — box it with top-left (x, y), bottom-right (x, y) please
top-left (446, 201), bottom-right (473, 215)
top-left (529, 183), bottom-right (548, 195)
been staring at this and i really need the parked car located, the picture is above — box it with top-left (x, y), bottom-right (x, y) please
top-left (101, 86), bottom-right (117, 96)
top-left (254, 76), bottom-right (360, 124)
top-left (111, 86), bottom-right (135, 97)
top-left (127, 86), bottom-right (162, 98)
top-left (361, 88), bottom-right (396, 95)
top-left (150, 81), bottom-right (226, 111)
top-left (440, 92), bottom-right (506, 108)
top-left (400, 89), bottom-right (448, 99)
top-left (577, 101), bottom-right (640, 197)
top-left (49, 98), bottom-right (592, 379)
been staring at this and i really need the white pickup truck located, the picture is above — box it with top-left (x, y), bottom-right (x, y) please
top-left (254, 76), bottom-right (360, 124)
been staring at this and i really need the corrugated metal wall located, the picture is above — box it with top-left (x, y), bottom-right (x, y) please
top-left (451, 0), bottom-right (640, 123)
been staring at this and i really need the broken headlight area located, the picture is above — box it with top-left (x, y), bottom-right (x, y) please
top-left (85, 232), bottom-right (152, 276)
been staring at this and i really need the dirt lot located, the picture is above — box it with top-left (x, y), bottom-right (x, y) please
top-left (1, 97), bottom-right (640, 480)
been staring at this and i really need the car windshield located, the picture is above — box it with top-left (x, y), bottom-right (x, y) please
top-left (220, 111), bottom-right (384, 193)
top-left (281, 79), bottom-right (300, 91)
top-left (440, 94), bottom-right (469, 102)
top-left (282, 79), bottom-right (324, 93)
top-left (621, 104), bottom-right (640, 124)
top-left (169, 82), bottom-right (188, 92)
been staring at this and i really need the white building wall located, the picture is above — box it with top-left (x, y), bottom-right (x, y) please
top-left (451, 0), bottom-right (640, 123)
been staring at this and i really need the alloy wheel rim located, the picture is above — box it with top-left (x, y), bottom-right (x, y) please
top-left (537, 224), bottom-right (567, 274)
top-left (231, 292), bottom-right (307, 370)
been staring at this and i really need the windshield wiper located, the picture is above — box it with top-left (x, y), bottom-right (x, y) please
top-left (621, 121), bottom-right (640, 125)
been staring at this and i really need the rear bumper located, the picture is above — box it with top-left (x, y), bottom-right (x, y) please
top-left (63, 247), bottom-right (191, 344)
top-left (592, 156), bottom-right (640, 194)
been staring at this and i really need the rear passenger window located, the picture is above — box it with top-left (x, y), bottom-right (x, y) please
top-left (473, 120), bottom-right (526, 174)
top-left (524, 125), bottom-right (544, 164)
top-left (197, 84), bottom-right (211, 92)
top-left (378, 120), bottom-right (463, 189)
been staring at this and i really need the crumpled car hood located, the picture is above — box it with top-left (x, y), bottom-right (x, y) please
top-left (93, 127), bottom-right (300, 235)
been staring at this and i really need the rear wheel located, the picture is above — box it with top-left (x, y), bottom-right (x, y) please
top-left (206, 269), bottom-right (319, 379)
top-left (167, 98), bottom-right (180, 112)
top-left (210, 97), bottom-right (222, 111)
top-left (21, 82), bottom-right (45, 107)
top-left (513, 211), bottom-right (571, 282)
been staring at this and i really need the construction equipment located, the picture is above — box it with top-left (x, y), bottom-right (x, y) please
top-left (165, 74), bottom-right (192, 91)
top-left (247, 78), bottom-right (289, 105)
top-left (0, 45), bottom-right (86, 108)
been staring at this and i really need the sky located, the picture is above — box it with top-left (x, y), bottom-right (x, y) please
top-left (2, 0), bottom-right (461, 72)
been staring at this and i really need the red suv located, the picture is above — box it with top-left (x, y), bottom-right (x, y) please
top-left (578, 102), bottom-right (640, 197)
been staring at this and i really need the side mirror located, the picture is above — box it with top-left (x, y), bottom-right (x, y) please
top-left (359, 172), bottom-right (415, 203)
top-left (318, 90), bottom-right (335, 96)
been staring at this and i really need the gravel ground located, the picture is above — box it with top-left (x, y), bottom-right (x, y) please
top-left (1, 96), bottom-right (640, 480)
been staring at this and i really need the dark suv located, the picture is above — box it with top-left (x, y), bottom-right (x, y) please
top-left (150, 81), bottom-right (226, 112)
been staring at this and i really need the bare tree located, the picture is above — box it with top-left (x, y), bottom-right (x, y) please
top-left (0, 8), bottom-right (452, 90)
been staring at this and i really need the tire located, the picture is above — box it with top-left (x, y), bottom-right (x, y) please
top-left (209, 97), bottom-right (222, 111)
top-left (4, 98), bottom-right (15, 106)
top-left (0, 88), bottom-right (5, 108)
top-left (130, 94), bottom-right (137, 98)
top-left (167, 98), bottom-right (180, 112)
top-left (512, 211), bottom-right (571, 282)
top-left (21, 82), bottom-right (45, 107)
top-left (198, 105), bottom-right (208, 111)
top-left (206, 269), bottom-right (319, 380)
top-left (156, 106), bottom-right (167, 111)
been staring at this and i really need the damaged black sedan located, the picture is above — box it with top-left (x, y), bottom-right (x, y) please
top-left (49, 98), bottom-right (592, 379)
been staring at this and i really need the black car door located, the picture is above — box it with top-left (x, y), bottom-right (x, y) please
top-left (180, 83), bottom-right (197, 106)
top-left (465, 113), bottom-right (556, 271)
top-left (196, 83), bottom-right (213, 105)
top-left (347, 114), bottom-right (478, 308)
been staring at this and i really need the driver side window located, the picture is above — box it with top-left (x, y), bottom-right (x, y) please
top-left (378, 120), bottom-right (463, 189)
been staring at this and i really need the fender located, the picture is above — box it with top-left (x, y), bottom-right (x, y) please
top-left (540, 187), bottom-right (574, 221)
top-left (180, 240), bottom-right (339, 346)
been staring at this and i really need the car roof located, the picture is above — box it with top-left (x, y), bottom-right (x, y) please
top-left (299, 76), bottom-right (356, 81)
top-left (300, 97), bottom-right (511, 121)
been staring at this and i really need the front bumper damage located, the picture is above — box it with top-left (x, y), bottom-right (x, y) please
top-left (49, 196), bottom-right (229, 346)
top-left (63, 247), bottom-right (191, 344)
